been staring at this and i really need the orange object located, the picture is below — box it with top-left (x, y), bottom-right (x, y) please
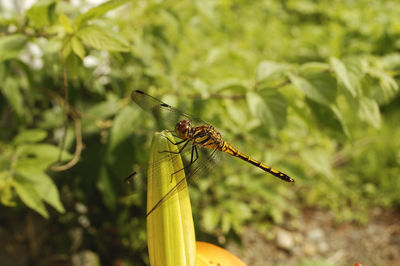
top-left (196, 241), bottom-right (247, 266)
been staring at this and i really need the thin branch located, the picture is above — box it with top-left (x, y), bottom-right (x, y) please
top-left (57, 48), bottom-right (70, 162)
top-left (50, 113), bottom-right (83, 171)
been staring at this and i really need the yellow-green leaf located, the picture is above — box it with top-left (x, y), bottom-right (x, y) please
top-left (13, 129), bottom-right (47, 144)
top-left (59, 12), bottom-right (73, 33)
top-left (75, 0), bottom-right (131, 28)
top-left (77, 25), bottom-right (130, 52)
top-left (13, 178), bottom-right (49, 218)
top-left (0, 34), bottom-right (28, 62)
top-left (71, 36), bottom-right (85, 60)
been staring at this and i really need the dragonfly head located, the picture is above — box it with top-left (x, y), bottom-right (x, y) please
top-left (175, 119), bottom-right (191, 139)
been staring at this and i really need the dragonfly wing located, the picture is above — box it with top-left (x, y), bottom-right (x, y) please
top-left (131, 90), bottom-right (209, 127)
top-left (146, 143), bottom-right (220, 217)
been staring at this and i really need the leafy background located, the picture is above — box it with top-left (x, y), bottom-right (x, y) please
top-left (0, 0), bottom-right (399, 265)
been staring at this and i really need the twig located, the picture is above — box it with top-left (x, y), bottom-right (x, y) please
top-left (57, 48), bottom-right (70, 162)
top-left (50, 113), bottom-right (83, 171)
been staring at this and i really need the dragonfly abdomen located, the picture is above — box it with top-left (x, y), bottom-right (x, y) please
top-left (220, 143), bottom-right (294, 182)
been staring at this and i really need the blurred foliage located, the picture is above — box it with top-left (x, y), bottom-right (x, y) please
top-left (0, 0), bottom-right (399, 264)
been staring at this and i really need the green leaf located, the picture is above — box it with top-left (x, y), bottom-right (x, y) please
top-left (357, 97), bottom-right (381, 128)
top-left (201, 207), bottom-right (220, 232)
top-left (300, 148), bottom-right (334, 179)
top-left (77, 25), bottom-right (130, 52)
top-left (214, 79), bottom-right (249, 93)
top-left (330, 57), bottom-right (357, 97)
top-left (16, 144), bottom-right (72, 172)
top-left (307, 99), bottom-right (349, 136)
top-left (85, 94), bottom-right (120, 119)
top-left (13, 177), bottom-right (49, 218)
top-left (367, 66), bottom-right (399, 104)
top-left (75, 0), bottom-right (131, 28)
top-left (221, 213), bottom-right (232, 233)
top-left (299, 62), bottom-right (330, 72)
top-left (0, 34), bottom-right (29, 62)
top-left (256, 61), bottom-right (291, 86)
top-left (247, 92), bottom-right (273, 127)
top-left (13, 129), bottom-right (47, 145)
top-left (58, 12), bottom-right (73, 33)
top-left (26, 0), bottom-right (57, 28)
top-left (71, 36), bottom-right (85, 60)
top-left (224, 98), bottom-right (250, 128)
top-left (0, 171), bottom-right (16, 207)
top-left (288, 69), bottom-right (337, 106)
top-left (60, 37), bottom-right (72, 59)
top-left (17, 171), bottom-right (65, 213)
top-left (246, 90), bottom-right (287, 130)
top-left (1, 78), bottom-right (24, 118)
top-left (259, 88), bottom-right (288, 129)
top-left (109, 106), bottom-right (139, 151)
top-left (97, 167), bottom-right (116, 210)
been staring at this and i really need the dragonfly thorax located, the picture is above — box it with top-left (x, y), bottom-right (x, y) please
top-left (175, 119), bottom-right (192, 139)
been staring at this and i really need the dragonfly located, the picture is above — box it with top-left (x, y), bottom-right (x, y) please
top-left (130, 90), bottom-right (294, 216)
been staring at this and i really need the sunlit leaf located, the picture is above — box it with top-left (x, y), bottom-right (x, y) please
top-left (300, 149), bottom-right (334, 179)
top-left (256, 61), bottom-right (291, 87)
top-left (201, 207), bottom-right (220, 232)
top-left (58, 12), bottom-right (73, 33)
top-left (13, 129), bottom-right (47, 144)
top-left (1, 78), bottom-right (24, 118)
top-left (307, 99), bottom-right (349, 136)
top-left (75, 0), bottom-right (131, 27)
top-left (330, 57), bottom-right (357, 97)
top-left (71, 36), bottom-right (85, 60)
top-left (78, 25), bottom-right (130, 52)
top-left (357, 96), bottom-right (381, 128)
top-left (214, 79), bottom-right (249, 93)
top-left (246, 90), bottom-right (287, 130)
top-left (259, 88), bottom-right (288, 129)
top-left (221, 213), bottom-right (232, 234)
top-left (108, 105), bottom-right (139, 151)
top-left (367, 66), bottom-right (399, 104)
top-left (13, 177), bottom-right (49, 218)
top-left (16, 144), bottom-right (72, 172)
top-left (17, 170), bottom-right (65, 213)
top-left (26, 0), bottom-right (57, 28)
top-left (288, 69), bottom-right (337, 106)
top-left (0, 171), bottom-right (16, 207)
top-left (0, 34), bottom-right (29, 62)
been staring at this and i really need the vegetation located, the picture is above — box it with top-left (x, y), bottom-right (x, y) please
top-left (0, 0), bottom-right (399, 264)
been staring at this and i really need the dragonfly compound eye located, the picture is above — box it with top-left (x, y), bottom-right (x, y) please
top-left (175, 119), bottom-right (191, 138)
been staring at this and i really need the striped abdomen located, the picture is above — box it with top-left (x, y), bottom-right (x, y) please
top-left (220, 143), bottom-right (294, 182)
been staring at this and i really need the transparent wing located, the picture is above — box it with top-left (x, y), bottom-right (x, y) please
top-left (131, 90), bottom-right (209, 128)
top-left (146, 142), bottom-right (220, 217)
top-left (130, 90), bottom-right (219, 216)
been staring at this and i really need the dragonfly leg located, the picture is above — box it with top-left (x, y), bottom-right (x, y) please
top-left (146, 170), bottom-right (188, 217)
top-left (191, 145), bottom-right (199, 164)
top-left (146, 146), bottom-right (200, 216)
top-left (160, 138), bottom-right (190, 155)
top-left (170, 144), bottom-right (199, 182)
top-left (163, 136), bottom-right (187, 146)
